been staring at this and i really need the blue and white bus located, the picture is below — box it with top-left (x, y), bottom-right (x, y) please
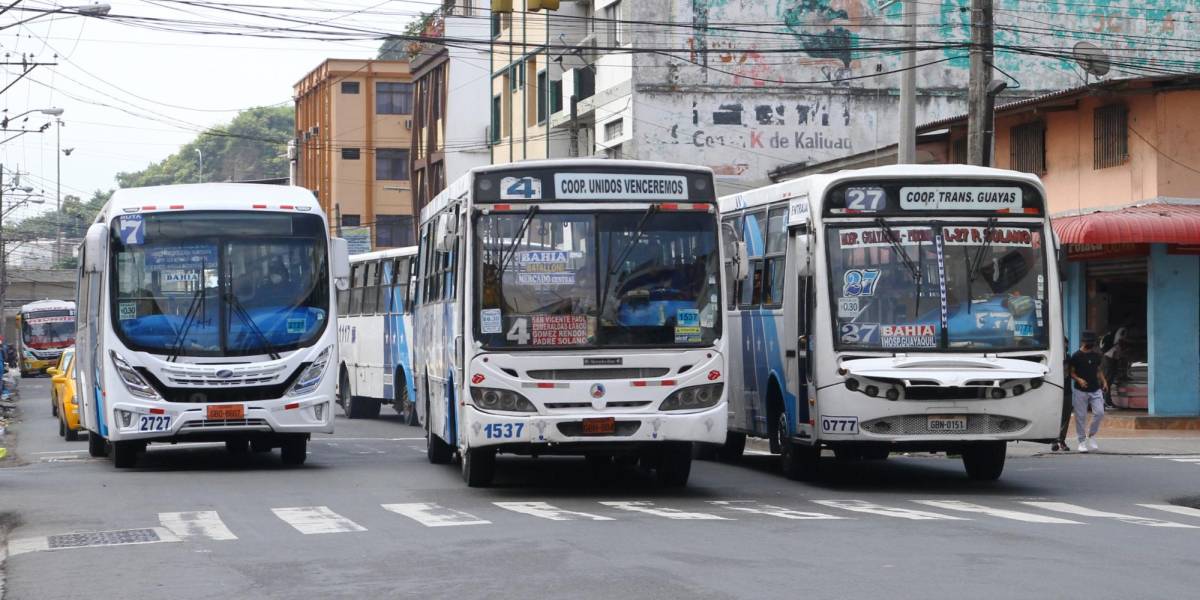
top-left (414, 159), bottom-right (729, 487)
top-left (336, 247), bottom-right (419, 422)
top-left (75, 183), bottom-right (350, 468)
top-left (715, 165), bottom-right (1063, 480)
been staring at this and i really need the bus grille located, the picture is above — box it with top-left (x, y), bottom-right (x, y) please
top-left (181, 419), bottom-right (270, 431)
top-left (526, 368), bottom-right (670, 380)
top-left (137, 365), bottom-right (306, 403)
top-left (861, 414), bottom-right (1028, 435)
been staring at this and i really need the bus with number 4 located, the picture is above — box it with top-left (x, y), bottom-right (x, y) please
top-left (336, 247), bottom-right (419, 422)
top-left (712, 165), bottom-right (1063, 481)
top-left (413, 159), bottom-right (729, 487)
top-left (74, 183), bottom-right (350, 468)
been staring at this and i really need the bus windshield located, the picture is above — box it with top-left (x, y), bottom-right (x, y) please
top-left (110, 211), bottom-right (330, 357)
top-left (829, 222), bottom-right (1048, 351)
top-left (475, 210), bottom-right (722, 349)
top-left (21, 310), bottom-right (75, 349)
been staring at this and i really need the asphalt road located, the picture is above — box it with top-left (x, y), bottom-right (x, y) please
top-left (3, 377), bottom-right (1200, 600)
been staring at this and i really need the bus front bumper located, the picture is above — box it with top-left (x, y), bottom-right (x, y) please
top-left (462, 403), bottom-right (727, 450)
top-left (104, 395), bottom-right (335, 442)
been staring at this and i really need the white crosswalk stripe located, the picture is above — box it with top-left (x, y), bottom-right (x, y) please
top-left (912, 500), bottom-right (1082, 524)
top-left (599, 501), bottom-right (731, 520)
top-left (382, 503), bottom-right (491, 527)
top-left (707, 501), bottom-right (844, 520)
top-left (1136, 504), bottom-right (1200, 520)
top-left (159, 511), bottom-right (238, 541)
top-left (271, 506), bottom-right (367, 534)
top-left (1151, 455), bottom-right (1200, 464)
top-left (812, 499), bottom-right (967, 520)
top-left (494, 502), bottom-right (614, 521)
top-left (1020, 502), bottom-right (1196, 528)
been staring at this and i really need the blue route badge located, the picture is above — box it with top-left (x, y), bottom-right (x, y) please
top-left (118, 214), bottom-right (145, 245)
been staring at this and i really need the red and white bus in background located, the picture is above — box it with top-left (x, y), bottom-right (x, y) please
top-left (16, 299), bottom-right (76, 376)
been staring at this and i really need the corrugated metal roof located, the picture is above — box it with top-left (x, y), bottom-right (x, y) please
top-left (1052, 203), bottom-right (1200, 244)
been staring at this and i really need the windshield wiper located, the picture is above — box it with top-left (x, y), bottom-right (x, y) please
top-left (597, 206), bottom-right (658, 323)
top-left (223, 289), bottom-right (281, 361)
top-left (498, 206), bottom-right (539, 275)
top-left (965, 217), bottom-right (999, 314)
top-left (874, 218), bottom-right (923, 317)
top-left (167, 265), bottom-right (208, 363)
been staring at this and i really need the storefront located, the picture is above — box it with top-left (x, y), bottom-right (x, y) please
top-left (1054, 204), bottom-right (1200, 417)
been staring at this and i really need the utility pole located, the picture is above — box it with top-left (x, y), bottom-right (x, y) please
top-left (898, 0), bottom-right (917, 163)
top-left (55, 119), bottom-right (61, 265)
top-left (966, 0), bottom-right (994, 166)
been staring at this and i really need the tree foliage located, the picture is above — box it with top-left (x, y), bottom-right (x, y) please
top-left (5, 189), bottom-right (113, 268)
top-left (115, 105), bottom-right (294, 188)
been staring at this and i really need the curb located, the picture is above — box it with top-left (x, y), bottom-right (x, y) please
top-left (0, 512), bottom-right (16, 600)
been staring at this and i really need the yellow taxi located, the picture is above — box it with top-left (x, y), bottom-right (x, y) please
top-left (47, 348), bottom-right (82, 441)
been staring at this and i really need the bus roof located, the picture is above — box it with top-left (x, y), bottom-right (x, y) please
top-left (350, 246), bottom-right (418, 262)
top-left (424, 158), bottom-right (715, 223)
top-left (718, 164), bottom-right (1045, 214)
top-left (20, 299), bottom-right (74, 312)
top-left (99, 183), bottom-right (324, 221)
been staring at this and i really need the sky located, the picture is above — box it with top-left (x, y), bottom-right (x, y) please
top-left (0, 0), bottom-right (426, 223)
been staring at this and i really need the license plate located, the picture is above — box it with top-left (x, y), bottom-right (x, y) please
top-left (138, 415), bottom-right (171, 432)
top-left (206, 404), bottom-right (245, 420)
top-left (581, 417), bottom-right (615, 435)
top-left (928, 415), bottom-right (968, 432)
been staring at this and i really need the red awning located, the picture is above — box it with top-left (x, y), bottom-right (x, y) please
top-left (1052, 203), bottom-right (1200, 244)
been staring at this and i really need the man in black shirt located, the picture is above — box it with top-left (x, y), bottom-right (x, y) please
top-left (1069, 331), bottom-right (1108, 452)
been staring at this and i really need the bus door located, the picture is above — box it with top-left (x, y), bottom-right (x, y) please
top-left (792, 226), bottom-right (816, 440)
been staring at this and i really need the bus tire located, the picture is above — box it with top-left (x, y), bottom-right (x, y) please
top-left (717, 432), bottom-right (746, 461)
top-left (427, 432), bottom-right (453, 465)
top-left (780, 411), bottom-right (819, 480)
top-left (962, 441), bottom-right (1007, 481)
top-left (87, 431), bottom-right (108, 457)
top-left (461, 447), bottom-right (496, 487)
top-left (280, 435), bottom-right (308, 466)
top-left (656, 442), bottom-right (693, 487)
top-left (112, 440), bottom-right (142, 468)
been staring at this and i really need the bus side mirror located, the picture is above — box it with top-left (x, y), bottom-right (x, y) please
top-left (796, 234), bottom-right (813, 277)
top-left (733, 241), bottom-right (750, 281)
top-left (83, 223), bottom-right (108, 274)
top-left (330, 237), bottom-right (350, 288)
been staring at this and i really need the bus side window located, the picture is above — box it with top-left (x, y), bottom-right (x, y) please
top-left (741, 211), bottom-right (766, 307)
top-left (378, 258), bottom-right (393, 314)
top-left (365, 261), bottom-right (380, 315)
top-left (396, 257), bottom-right (411, 314)
top-left (350, 264), bottom-right (365, 315)
top-left (762, 206), bottom-right (788, 307)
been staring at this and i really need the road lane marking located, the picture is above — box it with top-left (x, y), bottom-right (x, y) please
top-left (159, 511), bottom-right (238, 541)
top-left (494, 502), bottom-right (614, 521)
top-left (382, 503), bottom-right (490, 527)
top-left (598, 501), bottom-right (731, 520)
top-left (707, 501), bottom-right (844, 520)
top-left (913, 500), bottom-right (1082, 524)
top-left (1137, 504), bottom-right (1200, 519)
top-left (812, 500), bottom-right (967, 520)
top-left (271, 507), bottom-right (367, 534)
top-left (1020, 502), bottom-right (1196, 528)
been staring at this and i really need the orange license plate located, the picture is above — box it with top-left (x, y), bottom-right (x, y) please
top-left (581, 417), bottom-right (615, 435)
top-left (206, 404), bottom-right (245, 420)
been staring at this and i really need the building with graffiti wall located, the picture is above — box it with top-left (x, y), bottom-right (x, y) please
top-left (489, 0), bottom-right (1200, 195)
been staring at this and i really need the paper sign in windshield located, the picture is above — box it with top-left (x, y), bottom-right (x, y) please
top-left (480, 308), bottom-right (502, 334)
top-left (900, 187), bottom-right (1022, 211)
top-left (942, 226), bottom-right (1034, 247)
top-left (119, 302), bottom-right (137, 320)
top-left (881, 324), bottom-right (937, 348)
top-left (515, 250), bottom-right (578, 286)
top-left (25, 315), bottom-right (73, 325)
top-left (676, 308), bottom-right (699, 327)
top-left (531, 314), bottom-right (590, 346)
top-left (839, 226), bottom-right (1032, 249)
top-left (144, 244), bottom-right (219, 270)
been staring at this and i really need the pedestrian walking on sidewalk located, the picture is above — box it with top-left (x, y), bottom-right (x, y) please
top-left (1069, 331), bottom-right (1108, 453)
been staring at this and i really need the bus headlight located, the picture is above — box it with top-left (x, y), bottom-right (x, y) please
top-left (659, 383), bottom-right (723, 411)
top-left (110, 351), bottom-right (163, 401)
top-left (470, 387), bottom-right (536, 412)
top-left (286, 346), bottom-right (333, 397)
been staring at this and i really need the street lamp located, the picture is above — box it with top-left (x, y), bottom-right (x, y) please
top-left (1, 107), bottom-right (63, 130)
top-left (195, 148), bottom-right (203, 183)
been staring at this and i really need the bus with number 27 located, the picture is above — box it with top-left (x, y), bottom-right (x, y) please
top-left (413, 159), bottom-right (729, 487)
top-left (713, 165), bottom-right (1063, 481)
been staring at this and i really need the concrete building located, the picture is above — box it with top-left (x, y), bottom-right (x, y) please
top-left (777, 75), bottom-right (1200, 418)
top-left (293, 59), bottom-right (417, 250)
top-left (410, 0), bottom-right (492, 215)
top-left (489, 0), bottom-right (1200, 195)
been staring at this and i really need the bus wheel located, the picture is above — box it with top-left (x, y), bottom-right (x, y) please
top-left (717, 432), bottom-right (746, 462)
top-left (280, 435), bottom-right (308, 466)
top-left (461, 447), bottom-right (496, 487)
top-left (779, 413), bottom-right (819, 481)
top-left (962, 442), bottom-right (1007, 481)
top-left (112, 441), bottom-right (143, 469)
top-left (426, 431), bottom-right (453, 465)
top-left (656, 442), bottom-right (693, 487)
top-left (87, 431), bottom-right (109, 457)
